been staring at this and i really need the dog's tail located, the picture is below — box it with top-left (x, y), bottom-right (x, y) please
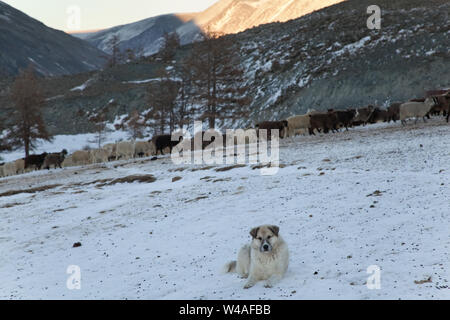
top-left (223, 261), bottom-right (237, 274)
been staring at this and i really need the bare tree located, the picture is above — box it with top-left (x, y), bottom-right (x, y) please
top-left (146, 67), bottom-right (179, 134)
top-left (79, 104), bottom-right (112, 149)
top-left (190, 30), bottom-right (251, 129)
top-left (125, 109), bottom-right (146, 139)
top-left (6, 66), bottom-right (52, 158)
top-left (160, 32), bottom-right (180, 63)
top-left (106, 35), bottom-right (122, 68)
top-left (174, 56), bottom-right (196, 129)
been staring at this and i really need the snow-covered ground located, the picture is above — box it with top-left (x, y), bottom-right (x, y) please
top-left (0, 130), bottom-right (130, 163)
top-left (0, 119), bottom-right (449, 299)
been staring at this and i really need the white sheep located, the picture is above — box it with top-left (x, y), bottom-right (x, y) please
top-left (285, 114), bottom-right (310, 137)
top-left (14, 159), bottom-right (25, 174)
top-left (89, 149), bottom-right (109, 164)
top-left (115, 141), bottom-right (135, 160)
top-left (134, 141), bottom-right (155, 158)
top-left (102, 143), bottom-right (116, 160)
top-left (399, 98), bottom-right (436, 125)
top-left (71, 150), bottom-right (91, 166)
top-left (2, 162), bottom-right (16, 177)
top-left (62, 155), bottom-right (75, 168)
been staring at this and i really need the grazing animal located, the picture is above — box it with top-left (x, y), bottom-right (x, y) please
top-left (102, 143), bottom-right (116, 161)
top-left (387, 103), bottom-right (401, 122)
top-left (428, 95), bottom-right (450, 118)
top-left (255, 121), bottom-right (288, 139)
top-left (134, 141), bottom-right (156, 157)
top-left (25, 152), bottom-right (48, 170)
top-left (224, 225), bottom-right (289, 289)
top-left (14, 159), bottom-right (25, 174)
top-left (2, 162), bottom-right (16, 177)
top-left (399, 98), bottom-right (436, 125)
top-left (335, 109), bottom-right (357, 130)
top-left (152, 135), bottom-right (183, 155)
top-left (115, 141), bottom-right (135, 160)
top-left (71, 150), bottom-right (90, 166)
top-left (352, 106), bottom-right (374, 126)
top-left (368, 108), bottom-right (389, 123)
top-left (42, 150), bottom-right (68, 170)
top-left (61, 155), bottom-right (75, 168)
top-left (409, 98), bottom-right (425, 103)
top-left (89, 149), bottom-right (109, 164)
top-left (285, 115), bottom-right (310, 137)
top-left (308, 112), bottom-right (339, 135)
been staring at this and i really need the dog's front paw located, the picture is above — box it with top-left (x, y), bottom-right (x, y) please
top-left (264, 282), bottom-right (273, 288)
top-left (243, 282), bottom-right (254, 289)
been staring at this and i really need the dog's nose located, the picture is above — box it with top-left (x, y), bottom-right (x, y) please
top-left (263, 244), bottom-right (269, 251)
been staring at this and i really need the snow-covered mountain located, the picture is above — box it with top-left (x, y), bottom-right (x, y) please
top-left (190, 0), bottom-right (345, 34)
top-left (75, 13), bottom-right (197, 56)
top-left (77, 0), bottom-right (345, 56)
top-left (0, 1), bottom-right (107, 76)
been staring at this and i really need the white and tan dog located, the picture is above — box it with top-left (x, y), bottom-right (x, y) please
top-left (224, 225), bottom-right (289, 289)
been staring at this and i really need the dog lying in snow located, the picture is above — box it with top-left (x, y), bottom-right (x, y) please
top-left (224, 225), bottom-right (289, 289)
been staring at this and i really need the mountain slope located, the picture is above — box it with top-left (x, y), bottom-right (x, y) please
top-left (0, 1), bottom-right (107, 76)
top-left (76, 13), bottom-right (198, 56)
top-left (192, 0), bottom-right (345, 34)
top-left (0, 0), bottom-right (448, 135)
top-left (78, 0), bottom-right (345, 56)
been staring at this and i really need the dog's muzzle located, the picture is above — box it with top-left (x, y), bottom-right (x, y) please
top-left (260, 240), bottom-right (272, 252)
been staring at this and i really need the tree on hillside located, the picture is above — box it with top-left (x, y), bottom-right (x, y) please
top-left (146, 67), bottom-right (180, 134)
top-left (5, 66), bottom-right (52, 158)
top-left (106, 35), bottom-right (122, 68)
top-left (78, 103), bottom-right (113, 149)
top-left (125, 109), bottom-right (147, 139)
top-left (160, 32), bottom-right (180, 64)
top-left (190, 30), bottom-right (251, 129)
top-left (0, 115), bottom-right (11, 152)
top-left (174, 57), bottom-right (196, 129)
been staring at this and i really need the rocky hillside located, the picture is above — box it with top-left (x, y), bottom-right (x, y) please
top-left (0, 0), bottom-right (448, 135)
top-left (0, 1), bottom-right (107, 76)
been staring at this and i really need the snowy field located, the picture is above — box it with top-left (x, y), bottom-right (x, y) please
top-left (0, 119), bottom-right (449, 299)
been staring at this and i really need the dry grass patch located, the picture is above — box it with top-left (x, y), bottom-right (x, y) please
top-left (215, 164), bottom-right (246, 172)
top-left (97, 175), bottom-right (156, 187)
top-left (0, 184), bottom-right (62, 198)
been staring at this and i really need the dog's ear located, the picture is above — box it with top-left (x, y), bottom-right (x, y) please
top-left (268, 225), bottom-right (279, 236)
top-left (250, 227), bottom-right (259, 239)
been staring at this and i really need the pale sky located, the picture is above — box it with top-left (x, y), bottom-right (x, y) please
top-left (2, 0), bottom-right (218, 32)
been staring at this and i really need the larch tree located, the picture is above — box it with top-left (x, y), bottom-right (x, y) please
top-left (6, 66), bottom-right (52, 158)
top-left (190, 30), bottom-right (251, 129)
top-left (146, 67), bottom-right (179, 134)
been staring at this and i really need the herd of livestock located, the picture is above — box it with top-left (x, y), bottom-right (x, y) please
top-left (1, 90), bottom-right (449, 179)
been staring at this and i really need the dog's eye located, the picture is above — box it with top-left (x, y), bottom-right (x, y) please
top-left (267, 236), bottom-right (271, 239)
top-left (257, 237), bottom-right (262, 241)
